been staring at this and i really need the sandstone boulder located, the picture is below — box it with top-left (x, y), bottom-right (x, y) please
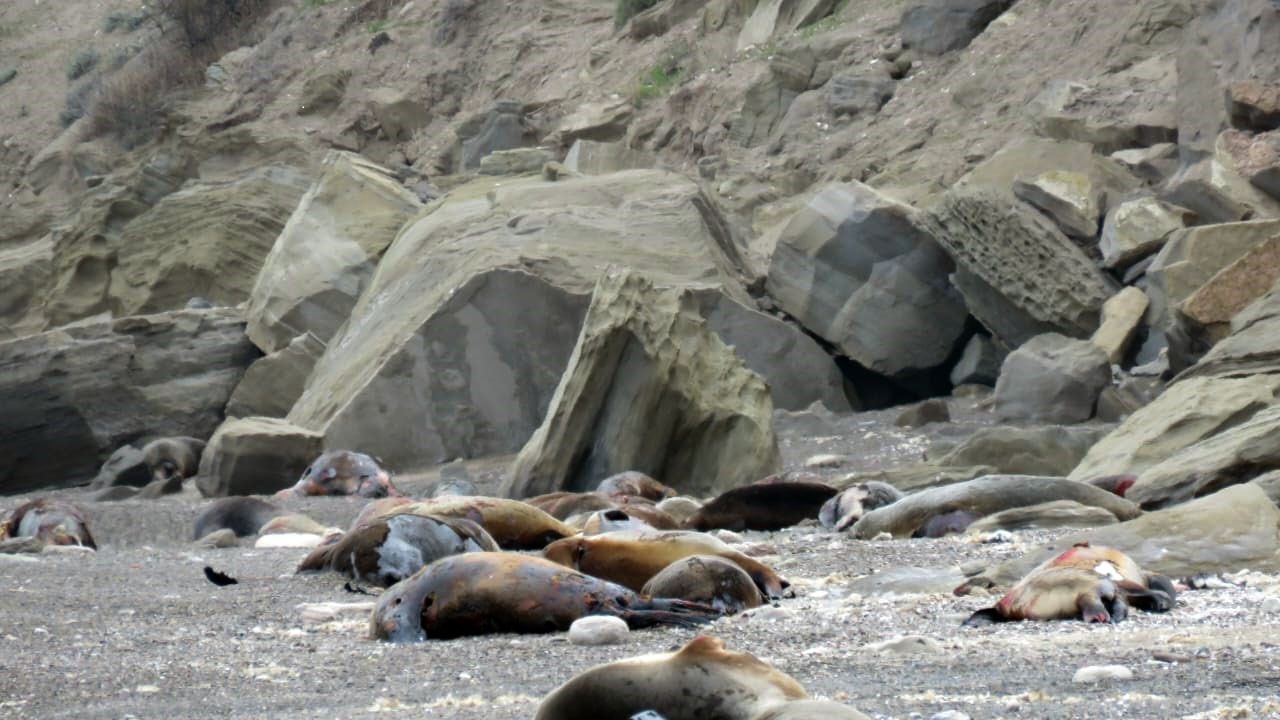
top-left (1228, 81), bottom-right (1280, 132)
top-left (899, 0), bottom-right (1014, 55)
top-left (966, 500), bottom-right (1121, 533)
top-left (1145, 219), bottom-right (1280, 330)
top-left (1028, 61), bottom-right (1178, 154)
top-left (926, 189), bottom-right (1117, 348)
top-left (1068, 374), bottom-right (1280, 481)
top-left (1161, 133), bottom-right (1280, 223)
top-left (245, 152), bottom-right (421, 354)
top-left (505, 271), bottom-right (779, 499)
top-left (731, 51), bottom-right (814, 148)
top-left (1011, 170), bottom-right (1101, 240)
top-left (1178, 235), bottom-right (1280, 345)
top-left (825, 70), bottom-right (895, 118)
top-left (563, 140), bottom-right (653, 175)
top-left (0, 236), bottom-right (52, 338)
top-left (552, 100), bottom-right (633, 145)
top-left (937, 425), bottom-right (1110, 477)
top-left (767, 182), bottom-right (966, 377)
top-left (457, 100), bottom-right (531, 171)
top-left (0, 308), bottom-right (257, 493)
top-left (1182, 279), bottom-right (1280, 380)
top-left (736, 0), bottom-right (837, 52)
top-left (1091, 286), bottom-right (1149, 364)
top-left (1098, 197), bottom-right (1193, 270)
top-left (367, 87), bottom-right (430, 141)
top-left (225, 332), bottom-right (325, 419)
top-left (994, 333), bottom-right (1111, 423)
top-left (956, 137), bottom-right (1141, 202)
top-left (1220, 128), bottom-right (1280, 201)
top-left (478, 147), bottom-right (557, 176)
top-left (1110, 143), bottom-right (1179, 185)
top-left (195, 417), bottom-right (323, 497)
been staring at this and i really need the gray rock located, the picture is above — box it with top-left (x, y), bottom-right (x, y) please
top-left (195, 417), bottom-right (323, 497)
top-left (298, 70), bottom-right (350, 116)
top-left (1029, 64), bottom-right (1178, 155)
top-left (367, 87), bottom-right (430, 141)
top-left (0, 235), bottom-right (53, 338)
top-left (735, 0), bottom-right (838, 52)
top-left (899, 0), bottom-right (1014, 55)
top-left (245, 152), bottom-right (421, 355)
top-left (753, 700), bottom-right (872, 720)
top-left (825, 70), bottom-right (895, 117)
top-left (1073, 666), bottom-right (1133, 684)
top-left (563, 140), bottom-right (653, 175)
top-left (1012, 171), bottom-right (1102, 240)
top-left (1091, 286), bottom-right (1148, 364)
top-left (458, 100), bottom-right (530, 171)
top-left (894, 399), bottom-right (950, 428)
top-left (1220, 128), bottom-right (1280, 201)
top-left (1181, 278), bottom-right (1280, 380)
top-left (949, 334), bottom-right (1003, 386)
top-left (1110, 143), bottom-right (1179, 185)
top-left (956, 137), bottom-right (1141, 202)
top-left (731, 51), bottom-right (814, 148)
top-left (926, 189), bottom-right (1117, 348)
top-left (505, 271), bottom-right (779, 499)
top-left (938, 425), bottom-right (1110, 477)
top-left (225, 332), bottom-right (325, 419)
top-left (1099, 197), bottom-right (1193, 270)
top-left (1094, 375), bottom-right (1164, 423)
top-left (478, 147), bottom-right (556, 176)
top-left (553, 99), bottom-right (633, 145)
top-left (567, 615), bottom-right (630, 646)
top-left (994, 333), bottom-right (1111, 423)
top-left (767, 182), bottom-right (967, 377)
top-left (966, 500), bottom-right (1120, 532)
top-left (847, 565), bottom-right (966, 595)
top-left (0, 308), bottom-right (256, 493)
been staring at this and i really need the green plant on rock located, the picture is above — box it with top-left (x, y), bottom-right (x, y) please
top-left (615, 0), bottom-right (658, 29)
top-left (367, 19), bottom-right (388, 34)
top-left (632, 62), bottom-right (680, 106)
top-left (67, 48), bottom-right (100, 81)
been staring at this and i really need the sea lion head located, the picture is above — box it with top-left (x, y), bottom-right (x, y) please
top-left (370, 572), bottom-right (432, 642)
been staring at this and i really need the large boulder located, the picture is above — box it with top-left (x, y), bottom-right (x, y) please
top-left (245, 152), bottom-right (421, 354)
top-left (0, 308), bottom-right (257, 493)
top-left (1144, 219), bottom-right (1280, 330)
top-left (1068, 374), bottom-right (1280, 481)
top-left (456, 100), bottom-right (532, 171)
top-left (993, 333), bottom-right (1111, 423)
top-left (1220, 128), bottom-right (1280, 200)
top-left (1177, 235), bottom-right (1280, 345)
top-left (926, 189), bottom-right (1117, 348)
top-left (1181, 278), bottom-right (1280, 379)
top-left (0, 236), bottom-right (52, 339)
top-left (731, 51), bottom-right (814, 148)
top-left (1091, 286), bottom-right (1148, 364)
top-left (766, 183), bottom-right (966, 377)
top-left (286, 170), bottom-right (820, 471)
top-left (955, 137), bottom-right (1141, 202)
top-left (899, 0), bottom-right (1014, 56)
top-left (1161, 132), bottom-right (1280, 223)
top-left (937, 425), bottom-right (1111, 477)
top-left (736, 0), bottom-right (837, 52)
top-left (1127, 403), bottom-right (1280, 509)
top-left (1029, 61), bottom-right (1178, 155)
top-left (563, 140), bottom-right (653, 175)
top-left (504, 271), bottom-right (779, 499)
top-left (1098, 196), bottom-right (1193, 270)
top-left (195, 417), bottom-right (322, 497)
top-left (225, 332), bottom-right (325, 419)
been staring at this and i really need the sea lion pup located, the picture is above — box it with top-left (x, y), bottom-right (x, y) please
top-left (1033, 542), bottom-right (1176, 612)
top-left (750, 700), bottom-right (873, 720)
top-left (963, 565), bottom-right (1130, 625)
top-left (526, 491), bottom-right (618, 520)
top-left (1, 499), bottom-right (96, 549)
top-left (191, 497), bottom-right (283, 540)
top-left (534, 635), bottom-right (807, 720)
top-left (597, 471), bottom-right (676, 501)
top-left (369, 553), bottom-right (719, 642)
top-left (385, 496), bottom-right (575, 550)
top-left (542, 530), bottom-right (788, 600)
top-left (819, 482), bottom-right (905, 532)
top-left (296, 513), bottom-right (497, 587)
top-left (279, 450), bottom-right (402, 499)
top-left (641, 555), bottom-right (764, 614)
top-left (141, 436), bottom-right (205, 484)
top-left (685, 482), bottom-right (838, 532)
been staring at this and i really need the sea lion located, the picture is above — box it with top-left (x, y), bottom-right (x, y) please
top-left (641, 555), bottom-right (764, 614)
top-left (279, 450), bottom-right (401, 498)
top-left (527, 491), bottom-right (618, 520)
top-left (369, 553), bottom-right (719, 642)
top-left (685, 482), bottom-right (838, 532)
top-left (297, 513), bottom-right (497, 587)
top-left (597, 471), bottom-right (676, 501)
top-left (819, 482), bottom-right (905, 531)
top-left (350, 497), bottom-right (412, 531)
top-left (655, 496), bottom-right (702, 524)
top-left (0, 499), bottom-right (96, 548)
top-left (611, 497), bottom-right (680, 529)
top-left (542, 530), bottom-right (788, 600)
top-left (963, 565), bottom-right (1130, 625)
top-left (1032, 542), bottom-right (1176, 612)
top-left (141, 436), bottom-right (205, 484)
top-left (534, 635), bottom-right (807, 720)
top-left (750, 700), bottom-right (873, 720)
top-left (191, 497), bottom-right (283, 540)
top-left (911, 508), bottom-right (982, 538)
top-left (386, 497), bottom-right (576, 550)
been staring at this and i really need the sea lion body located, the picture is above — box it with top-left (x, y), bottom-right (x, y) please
top-left (388, 497), bottom-right (575, 550)
top-left (819, 482), bottom-right (905, 531)
top-left (526, 491), bottom-right (618, 520)
top-left (350, 497), bottom-right (412, 531)
top-left (141, 436), bottom-right (205, 484)
top-left (2, 499), bottom-right (96, 548)
top-left (282, 450), bottom-right (401, 498)
top-left (912, 508), bottom-right (982, 538)
top-left (297, 513), bottom-right (497, 586)
top-left (534, 635), bottom-right (807, 720)
top-left (641, 555), bottom-right (764, 614)
top-left (597, 471), bottom-right (676, 501)
top-left (1034, 542), bottom-right (1176, 612)
top-left (192, 497), bottom-right (282, 540)
top-left (964, 565), bottom-right (1127, 625)
top-left (542, 530), bottom-right (787, 600)
top-left (685, 482), bottom-right (838, 532)
top-left (369, 553), bottom-right (719, 642)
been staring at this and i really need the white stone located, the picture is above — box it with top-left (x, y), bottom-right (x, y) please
top-left (255, 532), bottom-right (326, 549)
top-left (1261, 597), bottom-right (1280, 614)
top-left (1072, 664), bottom-right (1133, 683)
top-left (568, 615), bottom-right (630, 646)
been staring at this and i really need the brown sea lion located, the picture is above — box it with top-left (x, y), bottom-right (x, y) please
top-left (641, 555), bottom-right (764, 614)
top-left (350, 496), bottom-right (412, 531)
top-left (1, 499), bottom-right (96, 549)
top-left (191, 497), bottom-right (283, 540)
top-left (1031, 542), bottom-right (1176, 612)
top-left (612, 497), bottom-right (680, 529)
top-left (534, 635), bottom-right (807, 720)
top-left (597, 471), bottom-right (676, 501)
top-left (542, 530), bottom-right (788, 600)
top-left (387, 496), bottom-right (575, 550)
top-left (279, 450), bottom-right (401, 499)
top-left (526, 491), bottom-right (618, 520)
top-left (141, 436), bottom-right (205, 484)
top-left (297, 513), bottom-right (497, 587)
top-left (963, 565), bottom-right (1130, 625)
top-left (685, 482), bottom-right (838, 532)
top-left (656, 496), bottom-right (703, 524)
top-left (369, 553), bottom-right (719, 642)
top-left (819, 482), bottom-right (905, 531)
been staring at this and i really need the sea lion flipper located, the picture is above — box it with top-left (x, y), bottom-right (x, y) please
top-left (621, 599), bottom-right (721, 629)
top-left (1076, 592), bottom-right (1111, 623)
top-left (961, 607), bottom-right (1005, 626)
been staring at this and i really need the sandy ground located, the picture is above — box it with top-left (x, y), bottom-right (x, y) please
top-left (4, 399), bottom-right (1280, 719)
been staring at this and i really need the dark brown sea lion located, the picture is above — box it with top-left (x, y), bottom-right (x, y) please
top-left (191, 497), bottom-right (283, 540)
top-left (387, 497), bottom-right (576, 550)
top-left (297, 513), bottom-right (497, 587)
top-left (641, 554), bottom-right (764, 614)
top-left (1031, 542), bottom-right (1176, 612)
top-left (369, 553), bottom-right (719, 642)
top-left (279, 450), bottom-right (401, 499)
top-left (685, 482), bottom-right (838, 532)
top-left (819, 482), bottom-right (905, 531)
top-left (963, 565), bottom-right (1130, 625)
top-left (0, 499), bottom-right (96, 548)
top-left (141, 436), bottom-right (205, 484)
top-left (597, 471), bottom-right (676, 501)
top-left (526, 491), bottom-right (618, 520)
top-left (542, 530), bottom-right (788, 600)
top-left (534, 635), bottom-right (807, 720)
